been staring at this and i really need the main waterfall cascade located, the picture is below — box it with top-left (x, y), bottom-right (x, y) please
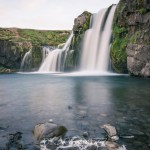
top-left (20, 5), bottom-right (116, 73)
top-left (38, 32), bottom-right (73, 72)
top-left (80, 5), bottom-right (116, 72)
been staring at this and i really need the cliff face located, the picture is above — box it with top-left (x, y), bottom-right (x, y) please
top-left (0, 28), bottom-right (69, 73)
top-left (111, 0), bottom-right (150, 77)
top-left (65, 11), bottom-right (91, 71)
top-left (0, 40), bottom-right (32, 72)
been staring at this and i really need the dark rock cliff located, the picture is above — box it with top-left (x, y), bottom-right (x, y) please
top-left (0, 40), bottom-right (32, 72)
top-left (65, 11), bottom-right (92, 71)
top-left (111, 0), bottom-right (150, 77)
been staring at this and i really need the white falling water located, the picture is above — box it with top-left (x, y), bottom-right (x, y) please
top-left (80, 5), bottom-right (116, 72)
top-left (38, 32), bottom-right (73, 72)
top-left (41, 46), bottom-right (54, 62)
top-left (20, 49), bottom-right (32, 71)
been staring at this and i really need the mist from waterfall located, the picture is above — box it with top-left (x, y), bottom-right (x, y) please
top-left (38, 32), bottom-right (73, 72)
top-left (80, 5), bottom-right (116, 72)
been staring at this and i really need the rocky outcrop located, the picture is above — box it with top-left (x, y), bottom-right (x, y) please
top-left (126, 44), bottom-right (150, 76)
top-left (111, 0), bottom-right (150, 77)
top-left (65, 11), bottom-right (92, 71)
top-left (73, 11), bottom-right (92, 35)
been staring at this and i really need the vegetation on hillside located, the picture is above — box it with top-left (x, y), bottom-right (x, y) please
top-left (0, 28), bottom-right (70, 46)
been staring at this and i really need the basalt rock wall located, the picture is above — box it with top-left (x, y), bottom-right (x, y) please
top-left (111, 0), bottom-right (150, 77)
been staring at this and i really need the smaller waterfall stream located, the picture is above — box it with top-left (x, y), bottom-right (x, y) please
top-left (38, 32), bottom-right (73, 72)
top-left (20, 49), bottom-right (32, 72)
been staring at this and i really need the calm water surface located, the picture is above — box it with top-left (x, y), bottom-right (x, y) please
top-left (0, 74), bottom-right (150, 149)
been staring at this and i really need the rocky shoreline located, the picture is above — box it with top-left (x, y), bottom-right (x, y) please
top-left (0, 121), bottom-right (128, 150)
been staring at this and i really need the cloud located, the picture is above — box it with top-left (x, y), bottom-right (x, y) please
top-left (0, 0), bottom-right (120, 30)
top-left (20, 0), bottom-right (48, 11)
top-left (0, 7), bottom-right (8, 16)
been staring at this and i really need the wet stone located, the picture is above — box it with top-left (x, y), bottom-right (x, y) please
top-left (34, 122), bottom-right (67, 141)
top-left (48, 119), bottom-right (53, 123)
top-left (86, 145), bottom-right (97, 150)
top-left (46, 142), bottom-right (57, 150)
top-left (105, 141), bottom-right (119, 149)
top-left (82, 131), bottom-right (89, 138)
top-left (101, 124), bottom-right (117, 137)
top-left (0, 127), bottom-right (7, 132)
top-left (100, 114), bottom-right (107, 117)
top-left (129, 129), bottom-right (145, 135)
top-left (4, 132), bottom-right (25, 150)
top-left (76, 110), bottom-right (88, 118)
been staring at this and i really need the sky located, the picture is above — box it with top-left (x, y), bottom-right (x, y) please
top-left (0, 0), bottom-right (119, 30)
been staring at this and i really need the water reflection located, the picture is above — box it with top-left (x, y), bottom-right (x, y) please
top-left (0, 74), bottom-right (150, 149)
top-left (63, 77), bottom-right (115, 137)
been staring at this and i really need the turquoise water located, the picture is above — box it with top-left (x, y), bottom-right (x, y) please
top-left (0, 74), bottom-right (150, 149)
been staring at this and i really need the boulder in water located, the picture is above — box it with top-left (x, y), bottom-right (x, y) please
top-left (101, 124), bottom-right (117, 138)
top-left (33, 122), bottom-right (67, 141)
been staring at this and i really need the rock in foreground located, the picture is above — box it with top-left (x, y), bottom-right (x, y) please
top-left (33, 122), bottom-right (67, 141)
top-left (101, 124), bottom-right (117, 137)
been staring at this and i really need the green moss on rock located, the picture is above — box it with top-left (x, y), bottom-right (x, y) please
top-left (32, 46), bottom-right (42, 69)
top-left (111, 0), bottom-right (150, 76)
top-left (111, 26), bottom-right (128, 73)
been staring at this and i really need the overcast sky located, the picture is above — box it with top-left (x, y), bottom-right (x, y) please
top-left (0, 0), bottom-right (119, 30)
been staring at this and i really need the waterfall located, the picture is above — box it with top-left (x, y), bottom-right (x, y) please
top-left (20, 49), bottom-right (32, 72)
top-left (41, 46), bottom-right (54, 62)
top-left (38, 32), bottom-right (73, 72)
top-left (80, 5), bottom-right (116, 72)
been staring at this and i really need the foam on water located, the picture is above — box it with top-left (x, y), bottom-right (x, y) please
top-left (40, 136), bottom-right (127, 150)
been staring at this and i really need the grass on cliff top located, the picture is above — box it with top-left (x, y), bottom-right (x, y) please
top-left (0, 28), bottom-right (70, 46)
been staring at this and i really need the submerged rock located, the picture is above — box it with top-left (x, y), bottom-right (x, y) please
top-left (4, 132), bottom-right (25, 150)
top-left (33, 122), bottom-right (67, 141)
top-left (82, 131), bottom-right (89, 138)
top-left (77, 110), bottom-right (88, 118)
top-left (105, 141), bottom-right (119, 150)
